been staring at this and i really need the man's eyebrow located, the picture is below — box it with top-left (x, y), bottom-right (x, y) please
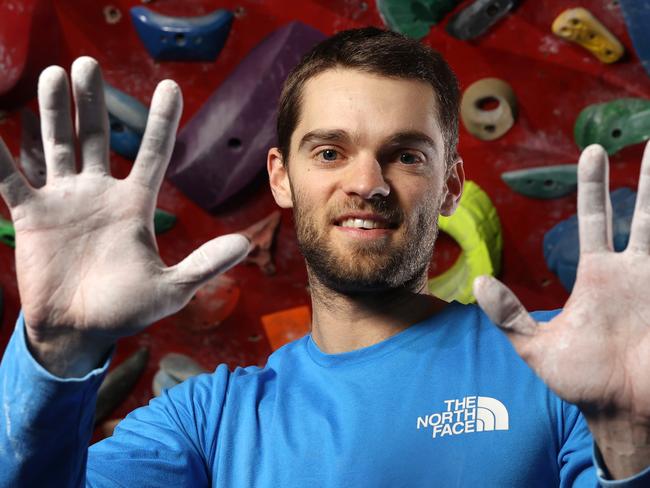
top-left (296, 129), bottom-right (438, 153)
top-left (297, 129), bottom-right (352, 151)
top-left (384, 131), bottom-right (437, 152)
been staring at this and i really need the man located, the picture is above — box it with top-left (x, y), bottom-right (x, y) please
top-left (0, 27), bottom-right (648, 487)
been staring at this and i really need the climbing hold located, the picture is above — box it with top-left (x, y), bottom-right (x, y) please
top-left (551, 7), bottom-right (624, 64)
top-left (153, 208), bottom-right (177, 234)
top-left (160, 353), bottom-right (207, 382)
top-left (104, 83), bottom-right (149, 160)
top-left (167, 22), bottom-right (326, 210)
top-left (130, 7), bottom-right (233, 61)
top-left (501, 164), bottom-right (577, 199)
top-left (152, 369), bottom-right (178, 397)
top-left (261, 305), bottom-right (311, 351)
top-left (574, 98), bottom-right (650, 155)
top-left (164, 274), bottom-right (240, 331)
top-left (619, 0), bottom-right (650, 77)
top-left (0, 0), bottom-right (64, 110)
top-left (95, 347), bottom-right (149, 424)
top-left (446, 0), bottom-right (518, 40)
top-left (108, 114), bottom-right (142, 160)
top-left (104, 83), bottom-right (149, 134)
top-left (0, 218), bottom-right (15, 248)
top-left (544, 188), bottom-right (635, 292)
top-left (460, 78), bottom-right (517, 141)
top-left (241, 211), bottom-right (281, 275)
top-left (152, 353), bottom-right (208, 396)
top-left (376, 0), bottom-right (459, 39)
top-left (428, 181), bottom-right (502, 304)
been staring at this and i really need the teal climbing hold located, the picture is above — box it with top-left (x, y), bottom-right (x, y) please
top-left (154, 209), bottom-right (177, 234)
top-left (574, 98), bottom-right (650, 155)
top-left (501, 164), bottom-right (578, 199)
top-left (376, 0), bottom-right (459, 39)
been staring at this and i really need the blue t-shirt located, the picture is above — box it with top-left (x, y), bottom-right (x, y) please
top-left (1, 302), bottom-right (649, 487)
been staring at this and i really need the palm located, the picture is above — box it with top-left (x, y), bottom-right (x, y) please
top-left (15, 176), bottom-right (164, 336)
top-left (0, 57), bottom-right (249, 340)
top-left (474, 143), bottom-right (650, 424)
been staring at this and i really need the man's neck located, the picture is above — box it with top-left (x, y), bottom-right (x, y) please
top-left (308, 272), bottom-right (449, 354)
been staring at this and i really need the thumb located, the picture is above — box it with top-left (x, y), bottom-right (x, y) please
top-left (167, 233), bottom-right (250, 287)
top-left (473, 275), bottom-right (539, 353)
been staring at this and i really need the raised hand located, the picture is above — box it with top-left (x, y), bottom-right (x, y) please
top-left (473, 143), bottom-right (650, 479)
top-left (0, 57), bottom-right (250, 377)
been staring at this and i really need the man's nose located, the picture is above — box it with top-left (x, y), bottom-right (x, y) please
top-left (341, 155), bottom-right (390, 199)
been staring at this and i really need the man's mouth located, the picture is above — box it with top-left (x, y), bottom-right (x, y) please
top-left (333, 214), bottom-right (398, 230)
top-left (338, 218), bottom-right (389, 230)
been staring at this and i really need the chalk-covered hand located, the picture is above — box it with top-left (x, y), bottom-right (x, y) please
top-left (473, 143), bottom-right (650, 479)
top-left (0, 57), bottom-right (249, 377)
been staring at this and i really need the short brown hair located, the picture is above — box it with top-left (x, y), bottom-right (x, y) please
top-left (276, 27), bottom-right (460, 166)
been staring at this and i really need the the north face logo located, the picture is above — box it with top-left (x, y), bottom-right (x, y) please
top-left (416, 396), bottom-right (509, 438)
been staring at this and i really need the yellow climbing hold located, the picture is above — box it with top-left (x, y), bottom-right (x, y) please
top-left (428, 180), bottom-right (502, 304)
top-left (552, 7), bottom-right (624, 64)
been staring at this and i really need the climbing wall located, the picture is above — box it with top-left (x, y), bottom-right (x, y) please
top-left (0, 0), bottom-right (648, 439)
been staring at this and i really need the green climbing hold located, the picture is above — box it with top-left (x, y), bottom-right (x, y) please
top-left (154, 209), bottom-right (177, 234)
top-left (377, 0), bottom-right (459, 39)
top-left (501, 164), bottom-right (578, 199)
top-left (0, 218), bottom-right (15, 248)
top-left (574, 98), bottom-right (650, 155)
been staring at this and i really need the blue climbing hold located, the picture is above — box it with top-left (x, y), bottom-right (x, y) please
top-left (109, 114), bottom-right (142, 160)
top-left (543, 187), bottom-right (636, 292)
top-left (619, 0), bottom-right (650, 78)
top-left (130, 7), bottom-right (233, 61)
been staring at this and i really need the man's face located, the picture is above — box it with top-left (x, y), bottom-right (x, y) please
top-left (269, 68), bottom-right (462, 293)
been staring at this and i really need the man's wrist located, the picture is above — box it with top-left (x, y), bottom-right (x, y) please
top-left (587, 416), bottom-right (650, 480)
top-left (25, 323), bottom-right (115, 378)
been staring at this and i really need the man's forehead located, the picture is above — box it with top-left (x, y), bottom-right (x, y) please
top-left (293, 68), bottom-right (442, 147)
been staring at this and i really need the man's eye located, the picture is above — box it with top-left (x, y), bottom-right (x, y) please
top-left (318, 149), bottom-right (339, 162)
top-left (399, 152), bottom-right (421, 165)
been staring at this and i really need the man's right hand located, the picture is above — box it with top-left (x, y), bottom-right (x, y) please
top-left (0, 57), bottom-right (250, 377)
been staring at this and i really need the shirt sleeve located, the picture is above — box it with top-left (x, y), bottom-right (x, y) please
top-left (0, 313), bottom-right (232, 488)
top-left (87, 363), bottom-right (231, 487)
top-left (0, 313), bottom-right (110, 487)
top-left (593, 445), bottom-right (650, 487)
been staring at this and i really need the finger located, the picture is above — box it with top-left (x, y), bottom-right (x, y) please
top-left (71, 57), bottom-right (109, 175)
top-left (38, 65), bottom-right (76, 180)
top-left (577, 144), bottom-right (613, 254)
top-left (127, 80), bottom-right (182, 191)
top-left (166, 234), bottom-right (250, 288)
top-left (19, 109), bottom-right (46, 188)
top-left (473, 275), bottom-right (538, 353)
top-left (0, 137), bottom-right (34, 208)
top-left (627, 141), bottom-right (650, 253)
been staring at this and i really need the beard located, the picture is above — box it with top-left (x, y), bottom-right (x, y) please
top-left (292, 188), bottom-right (442, 294)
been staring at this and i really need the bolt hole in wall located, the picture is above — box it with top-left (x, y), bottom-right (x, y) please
top-left (228, 137), bottom-right (242, 150)
top-left (103, 5), bottom-right (122, 24)
top-left (486, 4), bottom-right (499, 17)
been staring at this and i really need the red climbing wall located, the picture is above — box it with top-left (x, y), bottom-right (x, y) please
top-left (0, 0), bottom-right (648, 438)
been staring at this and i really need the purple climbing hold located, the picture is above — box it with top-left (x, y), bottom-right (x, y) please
top-left (167, 22), bottom-right (326, 211)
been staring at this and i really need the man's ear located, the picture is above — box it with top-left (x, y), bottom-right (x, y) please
top-left (267, 147), bottom-right (294, 208)
top-left (440, 157), bottom-right (465, 217)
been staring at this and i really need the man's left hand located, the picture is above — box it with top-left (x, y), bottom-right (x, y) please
top-left (474, 142), bottom-right (650, 480)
